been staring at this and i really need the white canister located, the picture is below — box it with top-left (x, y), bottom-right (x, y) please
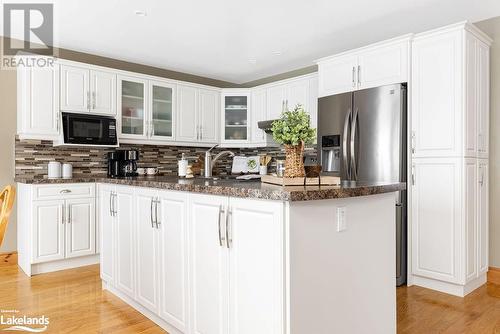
top-left (62, 163), bottom-right (73, 179)
top-left (48, 161), bottom-right (62, 179)
top-left (178, 159), bottom-right (188, 177)
top-left (259, 165), bottom-right (268, 175)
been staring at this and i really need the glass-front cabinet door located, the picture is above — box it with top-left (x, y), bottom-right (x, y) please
top-left (222, 93), bottom-right (249, 142)
top-left (119, 76), bottom-right (148, 139)
top-left (150, 81), bottom-right (174, 140)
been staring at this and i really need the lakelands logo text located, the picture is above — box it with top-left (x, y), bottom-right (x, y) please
top-left (0, 313), bottom-right (49, 333)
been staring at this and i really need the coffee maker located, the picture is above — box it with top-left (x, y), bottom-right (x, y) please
top-left (108, 150), bottom-right (139, 177)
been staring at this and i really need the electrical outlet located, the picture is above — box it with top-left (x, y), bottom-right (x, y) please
top-left (337, 207), bottom-right (347, 232)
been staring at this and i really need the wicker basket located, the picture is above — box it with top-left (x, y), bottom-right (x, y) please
top-left (284, 142), bottom-right (305, 178)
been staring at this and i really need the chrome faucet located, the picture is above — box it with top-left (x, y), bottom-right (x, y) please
top-left (204, 144), bottom-right (235, 177)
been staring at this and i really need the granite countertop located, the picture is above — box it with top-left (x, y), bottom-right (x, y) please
top-left (15, 176), bottom-right (406, 201)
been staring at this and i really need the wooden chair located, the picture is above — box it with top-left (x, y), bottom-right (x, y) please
top-left (0, 185), bottom-right (16, 248)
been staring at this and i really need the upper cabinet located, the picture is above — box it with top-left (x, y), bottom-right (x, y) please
top-left (60, 63), bottom-right (116, 115)
top-left (317, 36), bottom-right (411, 97)
top-left (119, 75), bottom-right (149, 140)
top-left (176, 84), bottom-right (220, 145)
top-left (411, 24), bottom-right (491, 158)
top-left (150, 81), bottom-right (175, 140)
top-left (221, 91), bottom-right (250, 144)
top-left (17, 57), bottom-right (60, 140)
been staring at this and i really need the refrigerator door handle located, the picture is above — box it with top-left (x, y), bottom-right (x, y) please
top-left (350, 107), bottom-right (359, 181)
top-left (343, 107), bottom-right (352, 180)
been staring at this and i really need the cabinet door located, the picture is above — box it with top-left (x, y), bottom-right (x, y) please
top-left (357, 41), bottom-right (409, 90)
top-left (251, 89), bottom-right (267, 143)
top-left (114, 186), bottom-right (136, 299)
top-left (478, 160), bottom-right (489, 275)
top-left (317, 55), bottom-right (357, 97)
top-left (17, 61), bottom-right (59, 139)
top-left (65, 198), bottom-right (95, 258)
top-left (477, 41), bottom-right (490, 158)
top-left (286, 78), bottom-right (310, 111)
top-left (119, 76), bottom-right (148, 139)
top-left (199, 89), bottom-right (220, 143)
top-left (135, 190), bottom-right (160, 312)
top-left (32, 200), bottom-right (65, 263)
top-left (150, 81), bottom-right (175, 140)
top-left (222, 94), bottom-right (249, 143)
top-left (98, 185), bottom-right (114, 283)
top-left (465, 35), bottom-right (478, 157)
top-left (464, 159), bottom-right (478, 282)
top-left (411, 158), bottom-right (462, 284)
top-left (228, 198), bottom-right (284, 334)
top-left (266, 85), bottom-right (286, 120)
top-left (308, 76), bottom-right (319, 132)
top-left (411, 31), bottom-right (463, 157)
top-left (90, 70), bottom-right (116, 115)
top-left (190, 194), bottom-right (229, 334)
top-left (177, 84), bottom-right (199, 142)
top-left (158, 191), bottom-right (189, 332)
top-left (60, 64), bottom-right (89, 112)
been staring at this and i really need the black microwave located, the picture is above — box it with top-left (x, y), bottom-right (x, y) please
top-left (62, 112), bottom-right (117, 146)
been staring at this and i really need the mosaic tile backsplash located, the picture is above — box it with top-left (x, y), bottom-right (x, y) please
top-left (15, 137), bottom-right (317, 180)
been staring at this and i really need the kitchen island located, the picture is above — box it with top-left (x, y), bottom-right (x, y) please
top-left (16, 176), bottom-right (405, 334)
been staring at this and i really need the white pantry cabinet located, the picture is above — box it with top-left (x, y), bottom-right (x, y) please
top-left (317, 35), bottom-right (410, 97)
top-left (60, 63), bottom-right (116, 115)
top-left (409, 23), bottom-right (491, 297)
top-left (17, 183), bottom-right (98, 277)
top-left (17, 57), bottom-right (60, 140)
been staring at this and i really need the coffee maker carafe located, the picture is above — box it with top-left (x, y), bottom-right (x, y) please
top-left (107, 150), bottom-right (139, 177)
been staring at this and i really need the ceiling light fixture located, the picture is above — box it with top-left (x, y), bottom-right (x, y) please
top-left (248, 58), bottom-right (257, 64)
top-left (272, 51), bottom-right (282, 56)
top-left (135, 10), bottom-right (147, 16)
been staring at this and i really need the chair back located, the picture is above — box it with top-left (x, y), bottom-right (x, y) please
top-left (0, 185), bottom-right (16, 248)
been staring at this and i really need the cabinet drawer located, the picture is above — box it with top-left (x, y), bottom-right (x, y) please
top-left (33, 183), bottom-right (95, 200)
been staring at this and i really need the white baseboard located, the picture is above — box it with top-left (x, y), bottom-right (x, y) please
top-left (104, 283), bottom-right (184, 334)
top-left (30, 255), bottom-right (99, 276)
top-left (412, 273), bottom-right (486, 297)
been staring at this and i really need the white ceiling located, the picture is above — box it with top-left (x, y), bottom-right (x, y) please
top-left (4, 0), bottom-right (500, 83)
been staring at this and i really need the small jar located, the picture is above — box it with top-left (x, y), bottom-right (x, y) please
top-left (276, 160), bottom-right (285, 177)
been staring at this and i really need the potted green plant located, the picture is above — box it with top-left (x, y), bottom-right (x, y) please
top-left (271, 104), bottom-right (316, 178)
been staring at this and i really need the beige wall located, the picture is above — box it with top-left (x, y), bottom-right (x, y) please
top-left (0, 64), bottom-right (17, 253)
top-left (475, 17), bottom-right (500, 267)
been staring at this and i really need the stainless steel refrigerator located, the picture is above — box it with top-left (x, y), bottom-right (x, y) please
top-left (317, 83), bottom-right (407, 286)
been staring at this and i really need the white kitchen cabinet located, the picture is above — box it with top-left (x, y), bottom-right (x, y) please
top-left (17, 183), bottom-right (98, 277)
top-left (158, 191), bottom-right (189, 332)
top-left (199, 89), bottom-right (220, 143)
top-left (477, 40), bottom-right (490, 158)
top-left (150, 80), bottom-right (175, 141)
top-left (32, 200), bottom-right (65, 263)
top-left (228, 198), bottom-right (284, 334)
top-left (65, 198), bottom-right (95, 258)
top-left (478, 160), bottom-right (489, 275)
top-left (250, 89), bottom-right (267, 144)
top-left (98, 184), bottom-right (115, 284)
top-left (119, 75), bottom-right (149, 140)
top-left (114, 186), bottom-right (136, 299)
top-left (317, 36), bottom-right (410, 97)
top-left (17, 57), bottom-right (60, 140)
top-left (60, 63), bottom-right (116, 115)
top-left (190, 194), bottom-right (229, 334)
top-left (221, 91), bottom-right (250, 145)
top-left (176, 84), bottom-right (198, 142)
top-left (135, 190), bottom-right (160, 312)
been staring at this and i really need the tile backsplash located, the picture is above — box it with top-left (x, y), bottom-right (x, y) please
top-left (15, 137), bottom-right (316, 180)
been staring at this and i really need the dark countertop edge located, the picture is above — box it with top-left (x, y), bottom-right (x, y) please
top-left (15, 178), bottom-right (406, 202)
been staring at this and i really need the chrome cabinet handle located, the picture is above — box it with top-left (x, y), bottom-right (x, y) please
top-left (60, 189), bottom-right (71, 194)
top-left (225, 208), bottom-right (232, 249)
top-left (155, 197), bottom-right (160, 228)
top-left (151, 121), bottom-right (154, 137)
top-left (200, 126), bottom-right (203, 140)
top-left (357, 65), bottom-right (361, 86)
top-left (411, 131), bottom-right (416, 154)
top-left (92, 92), bottom-right (96, 110)
top-left (352, 67), bottom-right (356, 87)
top-left (109, 192), bottom-right (113, 217)
top-left (87, 91), bottom-right (90, 110)
top-left (62, 204), bottom-right (65, 224)
top-left (479, 170), bottom-right (484, 187)
top-left (68, 204), bottom-right (71, 224)
top-left (113, 192), bottom-right (117, 216)
top-left (56, 112), bottom-right (59, 131)
top-left (411, 165), bottom-right (416, 186)
top-left (350, 107), bottom-right (359, 181)
top-left (150, 197), bottom-right (155, 228)
top-left (218, 205), bottom-right (225, 247)
top-left (342, 108), bottom-right (352, 180)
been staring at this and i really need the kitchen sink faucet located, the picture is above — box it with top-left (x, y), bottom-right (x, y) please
top-left (204, 144), bottom-right (235, 177)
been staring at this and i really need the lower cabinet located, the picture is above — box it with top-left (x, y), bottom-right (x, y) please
top-left (98, 185), bottom-right (284, 334)
top-left (411, 157), bottom-right (488, 295)
top-left (17, 183), bottom-right (97, 277)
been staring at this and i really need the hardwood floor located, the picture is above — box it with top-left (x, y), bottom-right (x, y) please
top-left (2, 252), bottom-right (500, 333)
top-left (0, 253), bottom-right (165, 333)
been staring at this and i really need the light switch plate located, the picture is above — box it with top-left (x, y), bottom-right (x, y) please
top-left (337, 207), bottom-right (347, 232)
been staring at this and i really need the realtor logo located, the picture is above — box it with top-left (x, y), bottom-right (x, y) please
top-left (2, 3), bottom-right (54, 56)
